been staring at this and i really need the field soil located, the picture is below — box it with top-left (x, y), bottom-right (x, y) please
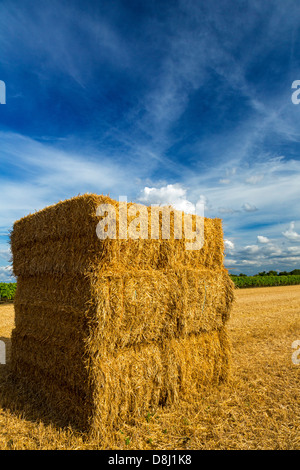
top-left (0, 285), bottom-right (299, 450)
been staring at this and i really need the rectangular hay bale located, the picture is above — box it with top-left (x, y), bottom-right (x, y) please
top-left (13, 268), bottom-right (234, 350)
top-left (9, 194), bottom-right (235, 432)
top-left (11, 194), bottom-right (225, 275)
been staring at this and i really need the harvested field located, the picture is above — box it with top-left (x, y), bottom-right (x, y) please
top-left (0, 284), bottom-right (299, 450)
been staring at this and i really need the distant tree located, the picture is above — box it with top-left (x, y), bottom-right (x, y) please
top-left (258, 271), bottom-right (267, 276)
top-left (238, 273), bottom-right (247, 277)
top-left (291, 269), bottom-right (300, 275)
top-left (278, 271), bottom-right (288, 276)
top-left (267, 270), bottom-right (278, 276)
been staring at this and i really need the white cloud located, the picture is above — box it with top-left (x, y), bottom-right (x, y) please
top-left (218, 207), bottom-right (239, 214)
top-left (224, 239), bottom-right (235, 251)
top-left (244, 245), bottom-right (260, 254)
top-left (140, 184), bottom-right (186, 204)
top-left (287, 246), bottom-right (300, 255)
top-left (245, 174), bottom-right (264, 184)
top-left (0, 266), bottom-right (14, 282)
top-left (224, 258), bottom-right (237, 265)
top-left (0, 131), bottom-right (300, 277)
top-left (257, 235), bottom-right (270, 244)
top-left (226, 167), bottom-right (237, 176)
top-left (242, 203), bottom-right (258, 212)
top-left (241, 260), bottom-right (258, 265)
top-left (219, 179), bottom-right (230, 184)
top-left (0, 244), bottom-right (11, 261)
top-left (0, 131), bottom-right (150, 229)
top-left (282, 221), bottom-right (300, 242)
top-left (224, 235), bottom-right (300, 273)
top-left (0, 2), bottom-right (299, 280)
top-left (139, 184), bottom-right (204, 214)
top-left (184, 155), bottom-right (300, 244)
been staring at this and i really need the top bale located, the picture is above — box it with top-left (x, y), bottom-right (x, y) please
top-left (11, 194), bottom-right (225, 275)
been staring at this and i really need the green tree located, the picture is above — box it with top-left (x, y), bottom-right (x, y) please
top-left (291, 269), bottom-right (300, 275)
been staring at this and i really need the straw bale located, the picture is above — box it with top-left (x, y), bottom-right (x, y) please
top-left (11, 337), bottom-right (163, 431)
top-left (14, 304), bottom-right (88, 345)
top-left (11, 194), bottom-right (225, 276)
top-left (11, 233), bottom-right (224, 276)
top-left (11, 328), bottom-right (89, 391)
top-left (89, 343), bottom-right (163, 431)
top-left (160, 328), bottom-right (231, 406)
top-left (14, 274), bottom-right (91, 310)
top-left (87, 268), bottom-right (234, 350)
top-left (10, 358), bottom-right (92, 430)
top-left (13, 268), bottom-right (234, 353)
top-left (11, 328), bottom-right (231, 431)
top-left (9, 193), bottom-right (235, 433)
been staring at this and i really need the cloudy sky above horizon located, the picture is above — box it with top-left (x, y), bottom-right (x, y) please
top-left (1, 0), bottom-right (300, 280)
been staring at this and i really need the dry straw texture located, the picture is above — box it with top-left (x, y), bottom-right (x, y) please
top-left (10, 194), bottom-right (234, 434)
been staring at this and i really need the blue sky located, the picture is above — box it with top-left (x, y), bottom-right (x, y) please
top-left (1, 0), bottom-right (300, 279)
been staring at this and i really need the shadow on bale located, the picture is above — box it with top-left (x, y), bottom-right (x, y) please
top-left (0, 340), bottom-right (87, 432)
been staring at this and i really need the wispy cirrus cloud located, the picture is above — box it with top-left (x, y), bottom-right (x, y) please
top-left (1, 0), bottom-right (300, 278)
top-left (1, 129), bottom-right (300, 278)
top-left (0, 0), bottom-right (132, 86)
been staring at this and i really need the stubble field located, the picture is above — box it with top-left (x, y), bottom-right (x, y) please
top-left (0, 285), bottom-right (299, 450)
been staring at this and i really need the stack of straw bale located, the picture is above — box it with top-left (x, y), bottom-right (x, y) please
top-left (10, 194), bottom-right (234, 432)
